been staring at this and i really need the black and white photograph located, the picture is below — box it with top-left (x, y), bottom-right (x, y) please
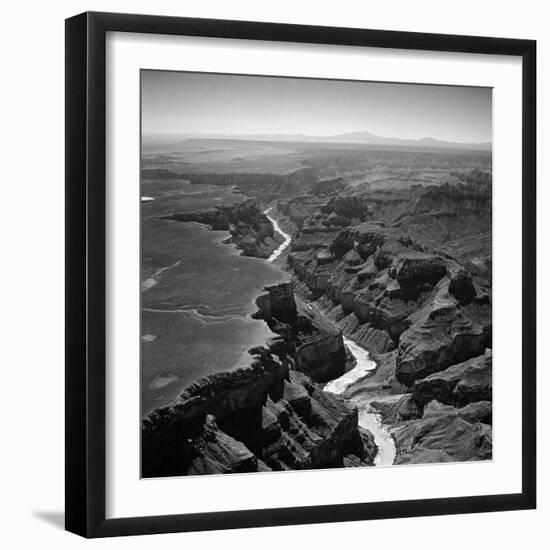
top-left (140, 70), bottom-right (493, 478)
top-left (0, 0), bottom-right (543, 545)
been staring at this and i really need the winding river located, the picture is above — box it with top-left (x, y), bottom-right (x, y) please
top-left (264, 207), bottom-right (292, 263)
top-left (264, 206), bottom-right (396, 466)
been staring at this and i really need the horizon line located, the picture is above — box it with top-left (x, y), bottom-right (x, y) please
top-left (141, 130), bottom-right (492, 147)
top-left (142, 130), bottom-right (493, 145)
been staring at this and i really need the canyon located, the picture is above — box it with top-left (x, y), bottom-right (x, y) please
top-left (142, 282), bottom-right (377, 476)
top-left (141, 140), bottom-right (493, 477)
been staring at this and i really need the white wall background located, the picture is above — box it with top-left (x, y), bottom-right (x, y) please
top-left (0, 1), bottom-right (546, 547)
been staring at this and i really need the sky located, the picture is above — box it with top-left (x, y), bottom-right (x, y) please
top-left (141, 70), bottom-right (492, 144)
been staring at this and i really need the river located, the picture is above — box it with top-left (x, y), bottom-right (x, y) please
top-left (265, 206), bottom-right (396, 466)
top-left (264, 207), bottom-right (292, 263)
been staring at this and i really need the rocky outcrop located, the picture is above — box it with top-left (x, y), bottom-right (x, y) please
top-left (388, 248), bottom-right (447, 292)
top-left (142, 351), bottom-right (287, 477)
top-left (330, 222), bottom-right (409, 260)
top-left (256, 371), bottom-right (373, 470)
top-left (446, 260), bottom-right (477, 302)
top-left (164, 201), bottom-right (282, 258)
top-left (303, 298), bottom-right (395, 356)
top-left (254, 283), bottom-right (347, 383)
top-left (142, 357), bottom-right (376, 477)
top-left (395, 306), bottom-right (491, 386)
top-left (377, 175), bottom-right (492, 271)
top-left (276, 196), bottom-right (327, 228)
top-left (294, 329), bottom-right (347, 382)
top-left (290, 218), bottom-right (490, 369)
top-left (292, 229), bottom-right (341, 252)
top-left (458, 400), bottom-right (493, 425)
top-left (341, 316), bottom-right (395, 354)
top-left (254, 283), bottom-right (298, 326)
top-left (167, 351), bottom-right (287, 423)
top-left (352, 283), bottom-right (415, 339)
top-left (370, 394), bottom-right (420, 424)
top-left (411, 350), bottom-right (492, 410)
top-left (188, 415), bottom-right (263, 475)
top-left (391, 400), bottom-right (492, 464)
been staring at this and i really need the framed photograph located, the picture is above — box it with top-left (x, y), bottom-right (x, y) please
top-left (65, 11), bottom-right (536, 538)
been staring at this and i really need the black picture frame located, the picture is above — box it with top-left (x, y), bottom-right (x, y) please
top-left (65, 11), bottom-right (537, 538)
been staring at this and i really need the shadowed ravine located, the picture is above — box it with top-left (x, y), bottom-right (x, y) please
top-left (266, 207), bottom-right (396, 466)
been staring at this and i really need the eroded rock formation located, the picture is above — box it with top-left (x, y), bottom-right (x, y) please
top-left (143, 147), bottom-right (493, 472)
top-left (142, 283), bottom-right (375, 477)
top-left (254, 284), bottom-right (347, 383)
top-left (391, 400), bottom-right (492, 464)
top-left (289, 219), bottom-right (491, 366)
top-left (164, 201), bottom-right (283, 258)
top-left (142, 353), bottom-right (375, 477)
top-left (411, 349), bottom-right (492, 410)
top-left (287, 184), bottom-right (493, 466)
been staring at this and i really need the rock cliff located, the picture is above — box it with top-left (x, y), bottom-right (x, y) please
top-left (369, 349), bottom-right (493, 463)
top-left (411, 349), bottom-right (492, 410)
top-left (142, 282), bottom-right (375, 477)
top-left (287, 181), bottom-right (493, 465)
top-left (289, 220), bottom-right (491, 364)
top-left (390, 400), bottom-right (492, 464)
top-left (142, 352), bottom-right (375, 477)
top-left (254, 284), bottom-right (347, 383)
top-left (164, 201), bottom-right (283, 258)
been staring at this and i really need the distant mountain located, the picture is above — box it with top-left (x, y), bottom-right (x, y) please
top-left (145, 131), bottom-right (491, 151)
top-left (327, 132), bottom-right (491, 151)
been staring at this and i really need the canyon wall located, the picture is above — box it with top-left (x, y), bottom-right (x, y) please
top-left (287, 182), bottom-right (493, 465)
top-left (142, 283), bottom-right (375, 477)
top-left (164, 201), bottom-right (282, 258)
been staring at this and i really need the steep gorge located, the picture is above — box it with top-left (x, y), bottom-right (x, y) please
top-left (283, 179), bottom-right (493, 465)
top-left (142, 167), bottom-right (494, 474)
top-left (142, 282), bottom-right (377, 477)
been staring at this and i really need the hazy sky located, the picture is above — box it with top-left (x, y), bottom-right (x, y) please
top-left (141, 70), bottom-right (492, 144)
